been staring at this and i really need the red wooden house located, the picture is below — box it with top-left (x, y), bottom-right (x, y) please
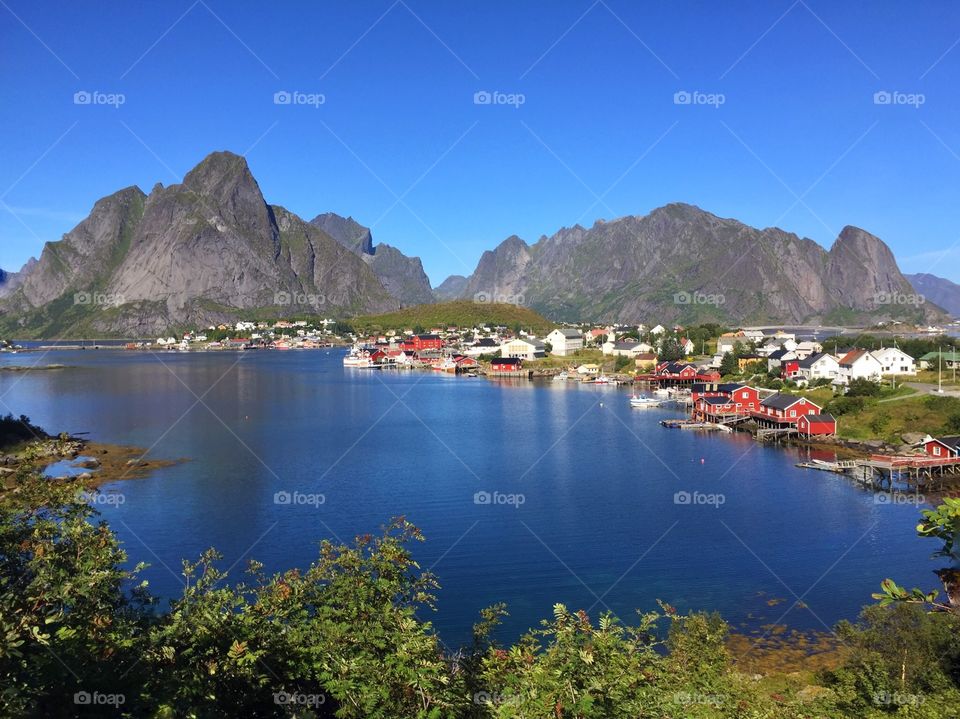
top-left (412, 334), bottom-right (443, 351)
top-left (781, 359), bottom-right (800, 379)
top-left (490, 357), bottom-right (523, 372)
top-left (796, 413), bottom-right (837, 436)
top-left (752, 394), bottom-right (822, 425)
top-left (924, 435), bottom-right (960, 458)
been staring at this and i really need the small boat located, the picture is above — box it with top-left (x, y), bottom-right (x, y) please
top-left (629, 395), bottom-right (662, 408)
top-left (591, 375), bottom-right (613, 385)
top-left (553, 371), bottom-right (569, 381)
top-left (653, 388), bottom-right (670, 398)
top-left (343, 347), bottom-right (376, 368)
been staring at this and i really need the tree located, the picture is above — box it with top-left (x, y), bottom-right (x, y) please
top-left (659, 338), bottom-right (684, 362)
top-left (874, 498), bottom-right (960, 614)
top-left (846, 378), bottom-right (881, 397)
top-left (719, 352), bottom-right (738, 376)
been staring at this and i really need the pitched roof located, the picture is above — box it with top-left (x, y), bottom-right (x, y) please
top-left (768, 349), bottom-right (789, 360)
top-left (552, 328), bottom-right (582, 339)
top-left (492, 356), bottom-right (522, 365)
top-left (797, 352), bottom-right (834, 369)
top-left (701, 396), bottom-right (733, 406)
top-left (931, 435), bottom-right (960, 451)
top-left (802, 413), bottom-right (836, 424)
top-left (760, 393), bottom-right (809, 410)
top-left (839, 349), bottom-right (869, 367)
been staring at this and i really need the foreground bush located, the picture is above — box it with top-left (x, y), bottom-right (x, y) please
top-left (3, 469), bottom-right (960, 718)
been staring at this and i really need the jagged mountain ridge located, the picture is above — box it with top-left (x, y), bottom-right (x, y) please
top-left (0, 151), bottom-right (399, 337)
top-left (309, 213), bottom-right (434, 307)
top-left (0, 259), bottom-right (36, 299)
top-left (906, 273), bottom-right (960, 317)
top-left (441, 203), bottom-right (945, 324)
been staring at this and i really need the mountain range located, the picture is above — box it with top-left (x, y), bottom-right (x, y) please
top-left (904, 273), bottom-right (960, 317)
top-left (439, 203), bottom-right (955, 325)
top-left (0, 150), bottom-right (956, 337)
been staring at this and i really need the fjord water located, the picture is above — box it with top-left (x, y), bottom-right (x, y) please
top-left (0, 350), bottom-right (935, 645)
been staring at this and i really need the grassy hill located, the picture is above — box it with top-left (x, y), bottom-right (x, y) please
top-left (350, 301), bottom-right (555, 333)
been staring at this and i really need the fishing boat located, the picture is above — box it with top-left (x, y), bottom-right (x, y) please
top-left (591, 375), bottom-right (613, 385)
top-left (343, 347), bottom-right (375, 368)
top-left (629, 395), bottom-right (662, 408)
top-left (553, 371), bottom-right (569, 381)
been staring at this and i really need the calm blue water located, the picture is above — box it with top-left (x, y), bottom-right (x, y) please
top-left (0, 349), bottom-right (938, 646)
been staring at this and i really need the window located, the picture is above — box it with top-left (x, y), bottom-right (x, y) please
top-left (933, 446), bottom-right (941, 457)
top-left (790, 410), bottom-right (796, 417)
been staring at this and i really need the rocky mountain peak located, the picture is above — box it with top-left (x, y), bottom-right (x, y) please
top-left (310, 213), bottom-right (374, 255)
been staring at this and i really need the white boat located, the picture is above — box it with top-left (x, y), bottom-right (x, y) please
top-left (653, 388), bottom-right (670, 398)
top-left (591, 375), bottom-right (613, 385)
top-left (343, 347), bottom-right (375, 368)
top-left (629, 395), bottom-right (662, 408)
top-left (553, 371), bottom-right (569, 381)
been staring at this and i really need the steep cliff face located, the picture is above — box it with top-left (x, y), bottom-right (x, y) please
top-left (309, 213), bottom-right (434, 306)
top-left (444, 204), bottom-right (944, 324)
top-left (0, 151), bottom-right (398, 337)
top-left (907, 273), bottom-right (960, 316)
top-left (460, 236), bottom-right (532, 303)
top-left (0, 258), bottom-right (36, 299)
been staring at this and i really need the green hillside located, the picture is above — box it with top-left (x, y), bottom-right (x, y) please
top-left (350, 300), bottom-right (555, 333)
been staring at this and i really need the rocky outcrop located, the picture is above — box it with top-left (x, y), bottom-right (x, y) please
top-left (442, 203), bottom-right (945, 324)
top-left (309, 213), bottom-right (434, 307)
top-left (0, 259), bottom-right (35, 299)
top-left (0, 151), bottom-right (398, 337)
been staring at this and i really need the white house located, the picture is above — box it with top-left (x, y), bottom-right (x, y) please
top-left (871, 347), bottom-right (917, 376)
top-left (792, 341), bottom-right (821, 360)
top-left (499, 338), bottom-right (546, 361)
top-left (794, 352), bottom-right (840, 382)
top-left (650, 324), bottom-right (666, 335)
top-left (605, 340), bottom-right (653, 357)
top-left (837, 350), bottom-right (883, 384)
top-left (545, 328), bottom-right (583, 356)
top-left (677, 337), bottom-right (696, 355)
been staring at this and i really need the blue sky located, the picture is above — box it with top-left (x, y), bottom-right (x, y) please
top-left (2, 0), bottom-right (959, 284)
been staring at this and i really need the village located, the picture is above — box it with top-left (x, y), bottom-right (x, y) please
top-left (14, 314), bottom-right (956, 487)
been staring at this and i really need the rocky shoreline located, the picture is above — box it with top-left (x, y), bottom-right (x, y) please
top-left (0, 433), bottom-right (183, 493)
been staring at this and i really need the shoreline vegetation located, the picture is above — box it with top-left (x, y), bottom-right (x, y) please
top-left (0, 414), bottom-right (182, 495)
top-left (1, 425), bottom-right (959, 717)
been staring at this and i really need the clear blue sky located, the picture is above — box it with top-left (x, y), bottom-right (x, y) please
top-left (2, 0), bottom-right (959, 284)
